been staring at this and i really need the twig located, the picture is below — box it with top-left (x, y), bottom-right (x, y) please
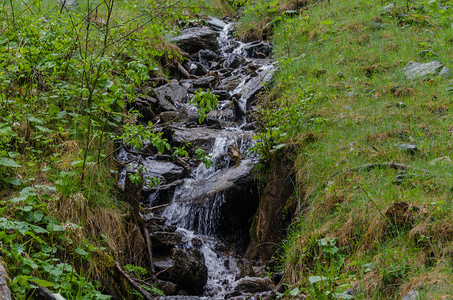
top-left (360, 187), bottom-right (387, 220)
top-left (140, 213), bottom-right (155, 277)
top-left (155, 266), bottom-right (172, 278)
top-left (143, 203), bottom-right (170, 211)
top-left (114, 261), bottom-right (153, 300)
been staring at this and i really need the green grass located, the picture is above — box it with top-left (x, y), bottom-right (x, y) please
top-left (264, 0), bottom-right (453, 298)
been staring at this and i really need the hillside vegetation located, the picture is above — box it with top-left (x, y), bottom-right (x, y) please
top-left (241, 0), bottom-right (453, 298)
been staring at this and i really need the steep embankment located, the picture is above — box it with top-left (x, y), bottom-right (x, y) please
top-left (243, 0), bottom-right (453, 298)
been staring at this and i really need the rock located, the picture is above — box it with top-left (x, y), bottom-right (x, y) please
top-left (137, 159), bottom-right (186, 190)
top-left (58, 0), bottom-right (78, 11)
top-left (154, 81), bottom-right (189, 109)
top-left (0, 261), bottom-right (11, 300)
top-left (430, 156), bottom-right (451, 165)
top-left (233, 277), bottom-right (273, 294)
top-left (153, 257), bottom-right (174, 270)
top-left (402, 290), bottom-right (420, 300)
top-left (395, 143), bottom-right (418, 154)
top-left (402, 60), bottom-right (448, 80)
top-left (162, 248), bottom-right (208, 295)
top-left (212, 90), bottom-right (232, 100)
top-left (192, 76), bottom-right (217, 89)
top-left (206, 17), bottom-right (227, 31)
top-left (198, 49), bottom-right (219, 68)
top-left (185, 61), bottom-right (208, 76)
top-left (439, 66), bottom-right (451, 79)
top-left (151, 231), bottom-right (183, 248)
top-left (172, 27), bottom-right (219, 53)
top-left (338, 288), bottom-right (361, 298)
top-left (163, 159), bottom-right (259, 248)
top-left (219, 76), bottom-right (243, 91)
top-left (224, 54), bottom-right (246, 69)
top-left (132, 97), bottom-right (156, 121)
top-left (154, 279), bottom-right (177, 295)
top-left (271, 272), bottom-right (283, 284)
top-left (238, 66), bottom-right (275, 111)
top-left (242, 41), bottom-right (272, 59)
top-left (382, 3), bottom-right (396, 12)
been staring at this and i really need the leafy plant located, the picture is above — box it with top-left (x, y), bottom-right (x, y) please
top-left (190, 88), bottom-right (219, 123)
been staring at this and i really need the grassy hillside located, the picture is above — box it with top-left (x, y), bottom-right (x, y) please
top-left (244, 0), bottom-right (453, 298)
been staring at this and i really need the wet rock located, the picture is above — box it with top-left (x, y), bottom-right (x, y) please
top-left (172, 27), bottom-right (219, 53)
top-left (184, 61), bottom-right (208, 76)
top-left (224, 54), bottom-right (246, 69)
top-left (151, 231), bottom-right (183, 248)
top-left (271, 272), bottom-right (283, 284)
top-left (207, 17), bottom-right (227, 31)
top-left (402, 60), bottom-right (449, 80)
top-left (162, 248), bottom-right (208, 295)
top-left (132, 97), bottom-right (156, 121)
top-left (212, 90), bottom-right (232, 100)
top-left (192, 76), bottom-right (217, 89)
top-left (198, 49), bottom-right (219, 67)
top-left (233, 277), bottom-right (273, 294)
top-left (144, 77), bottom-right (168, 88)
top-left (402, 290), bottom-right (420, 300)
top-left (138, 159), bottom-right (186, 190)
top-left (238, 66), bottom-right (275, 111)
top-left (242, 41), bottom-right (272, 58)
top-left (154, 279), bottom-right (177, 295)
top-left (153, 257), bottom-right (174, 270)
top-left (219, 76), bottom-right (243, 90)
top-left (159, 111), bottom-right (183, 124)
top-left (154, 81), bottom-right (189, 109)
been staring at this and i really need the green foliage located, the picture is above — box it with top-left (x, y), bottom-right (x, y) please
top-left (117, 122), bottom-right (170, 153)
top-left (190, 88), bottom-right (219, 123)
top-left (195, 147), bottom-right (213, 169)
top-left (0, 187), bottom-right (109, 299)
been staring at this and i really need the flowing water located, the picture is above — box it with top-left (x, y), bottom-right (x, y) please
top-left (119, 17), bottom-right (275, 298)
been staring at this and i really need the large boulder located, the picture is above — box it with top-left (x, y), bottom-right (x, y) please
top-left (233, 277), bottom-right (273, 294)
top-left (172, 27), bottom-right (219, 53)
top-left (162, 248), bottom-right (208, 295)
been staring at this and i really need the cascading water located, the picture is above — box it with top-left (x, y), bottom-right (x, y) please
top-left (118, 16), bottom-right (275, 298)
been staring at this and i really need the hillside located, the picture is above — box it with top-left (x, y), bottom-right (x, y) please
top-left (244, 0), bottom-right (453, 298)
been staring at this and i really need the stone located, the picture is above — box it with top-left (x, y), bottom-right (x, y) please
top-left (439, 66), bottom-right (451, 79)
top-left (382, 3), bottom-right (396, 12)
top-left (233, 277), bottom-right (273, 294)
top-left (224, 54), bottom-right (246, 69)
top-left (192, 76), bottom-right (217, 89)
top-left (402, 290), bottom-right (420, 300)
top-left (185, 61), bottom-right (208, 76)
top-left (206, 17), bottom-right (227, 31)
top-left (237, 65), bottom-right (275, 112)
top-left (430, 156), bottom-right (451, 165)
top-left (402, 60), bottom-right (448, 80)
top-left (151, 231), bottom-right (183, 248)
top-left (242, 41), bottom-right (272, 59)
top-left (172, 27), bottom-right (219, 53)
top-left (154, 280), bottom-right (177, 295)
top-left (198, 49), bottom-right (219, 68)
top-left (139, 158), bottom-right (186, 189)
top-left (219, 76), bottom-right (243, 91)
top-left (338, 288), bottom-right (361, 298)
top-left (162, 248), bottom-right (208, 295)
top-left (154, 81), bottom-right (189, 108)
top-left (212, 90), bottom-right (232, 100)
top-left (395, 143), bottom-right (418, 154)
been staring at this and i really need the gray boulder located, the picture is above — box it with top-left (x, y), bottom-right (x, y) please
top-left (233, 277), bottom-right (273, 294)
top-left (172, 27), bottom-right (219, 53)
top-left (402, 60), bottom-right (450, 80)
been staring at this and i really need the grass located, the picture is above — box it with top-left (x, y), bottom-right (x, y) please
top-left (263, 0), bottom-right (453, 298)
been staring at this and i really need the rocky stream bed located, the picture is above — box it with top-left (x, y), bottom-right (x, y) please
top-left (115, 17), bottom-right (283, 299)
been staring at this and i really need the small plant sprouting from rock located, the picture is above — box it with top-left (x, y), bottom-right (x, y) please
top-left (195, 147), bottom-right (213, 169)
top-left (190, 88), bottom-right (219, 124)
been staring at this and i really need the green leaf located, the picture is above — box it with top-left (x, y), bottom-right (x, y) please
top-left (4, 177), bottom-right (22, 185)
top-left (30, 278), bottom-right (53, 287)
top-left (0, 157), bottom-right (21, 168)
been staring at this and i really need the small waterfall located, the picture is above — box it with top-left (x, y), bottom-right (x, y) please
top-left (119, 16), bottom-right (275, 298)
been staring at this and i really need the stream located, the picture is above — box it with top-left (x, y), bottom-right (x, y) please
top-left (117, 16), bottom-right (276, 299)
